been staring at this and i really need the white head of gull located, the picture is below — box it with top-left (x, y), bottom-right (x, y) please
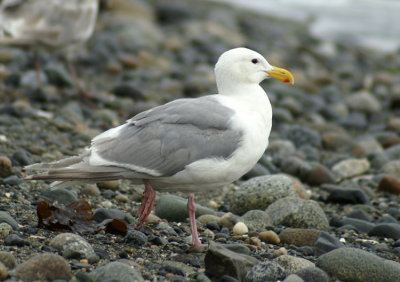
top-left (25, 47), bottom-right (294, 246)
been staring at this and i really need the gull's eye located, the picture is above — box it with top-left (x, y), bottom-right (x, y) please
top-left (251, 58), bottom-right (258, 64)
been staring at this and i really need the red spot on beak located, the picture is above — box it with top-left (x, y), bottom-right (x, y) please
top-left (283, 79), bottom-right (290, 83)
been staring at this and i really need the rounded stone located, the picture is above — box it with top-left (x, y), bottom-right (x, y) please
top-left (239, 210), bottom-right (272, 232)
top-left (229, 174), bottom-right (298, 215)
top-left (259, 231), bottom-right (280, 244)
top-left (89, 261), bottom-right (144, 281)
top-left (198, 214), bottom-right (221, 225)
top-left (332, 158), bottom-right (370, 179)
top-left (49, 233), bottom-right (98, 262)
top-left (0, 251), bottom-right (17, 268)
top-left (279, 228), bottom-right (320, 247)
top-left (244, 261), bottom-right (286, 282)
top-left (378, 175), bottom-right (400, 195)
top-left (0, 223), bottom-right (13, 239)
top-left (0, 156), bottom-right (12, 178)
top-left (316, 248), bottom-right (400, 282)
top-left (233, 222), bottom-right (248, 235)
top-left (296, 266), bottom-right (331, 282)
top-left (15, 253), bottom-right (71, 281)
top-left (266, 197), bottom-right (329, 230)
top-left (0, 262), bottom-right (7, 280)
top-left (274, 255), bottom-right (315, 275)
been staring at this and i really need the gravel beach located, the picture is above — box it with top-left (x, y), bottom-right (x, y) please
top-left (1, 0), bottom-right (400, 281)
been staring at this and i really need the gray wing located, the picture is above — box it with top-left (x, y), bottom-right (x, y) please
top-left (92, 96), bottom-right (243, 177)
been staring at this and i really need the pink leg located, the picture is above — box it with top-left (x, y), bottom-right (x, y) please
top-left (66, 60), bottom-right (93, 99)
top-left (187, 193), bottom-right (203, 246)
top-left (135, 180), bottom-right (156, 229)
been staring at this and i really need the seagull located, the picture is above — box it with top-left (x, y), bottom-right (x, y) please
top-left (0, 0), bottom-right (98, 98)
top-left (25, 47), bottom-right (294, 246)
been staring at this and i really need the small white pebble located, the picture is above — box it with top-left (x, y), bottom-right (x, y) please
top-left (233, 221), bottom-right (248, 235)
top-left (101, 200), bottom-right (113, 208)
top-left (208, 200), bottom-right (218, 209)
top-left (340, 238), bottom-right (346, 243)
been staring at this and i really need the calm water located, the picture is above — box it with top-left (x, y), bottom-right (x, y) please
top-left (214, 0), bottom-right (400, 52)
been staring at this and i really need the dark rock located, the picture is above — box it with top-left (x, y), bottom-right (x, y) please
top-left (0, 211), bottom-right (19, 230)
top-left (378, 175), bottom-right (400, 195)
top-left (283, 125), bottom-right (321, 148)
top-left (93, 208), bottom-right (127, 223)
top-left (15, 253), bottom-right (71, 280)
top-left (243, 163), bottom-right (270, 179)
top-left (5, 234), bottom-right (29, 246)
top-left (346, 209), bottom-right (373, 222)
top-left (205, 242), bottom-right (259, 281)
top-left (125, 230), bottom-right (148, 246)
top-left (3, 175), bottom-right (22, 186)
top-left (326, 187), bottom-right (370, 205)
top-left (313, 231), bottom-right (345, 255)
top-left (43, 63), bottom-right (74, 87)
top-left (296, 266), bottom-right (331, 282)
top-left (375, 215), bottom-right (398, 224)
top-left (244, 261), bottom-right (286, 282)
top-left (11, 149), bottom-right (32, 166)
top-left (280, 156), bottom-right (312, 180)
top-left (112, 82), bottom-right (144, 100)
top-left (221, 275), bottom-right (241, 282)
top-left (305, 164), bottom-right (336, 186)
top-left (368, 223), bottom-right (400, 240)
top-left (340, 217), bottom-right (376, 233)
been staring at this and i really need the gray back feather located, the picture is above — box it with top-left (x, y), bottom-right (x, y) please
top-left (93, 96), bottom-right (243, 176)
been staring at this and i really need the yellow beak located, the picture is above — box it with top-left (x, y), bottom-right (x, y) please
top-left (265, 66), bottom-right (294, 85)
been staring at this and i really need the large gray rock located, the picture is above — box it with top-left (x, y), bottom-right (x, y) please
top-left (229, 174), bottom-right (298, 215)
top-left (155, 194), bottom-right (216, 222)
top-left (239, 210), bottom-right (273, 232)
top-left (316, 248), bottom-right (400, 282)
top-left (205, 241), bottom-right (259, 280)
top-left (244, 261), bottom-right (287, 282)
top-left (266, 197), bottom-right (329, 230)
top-left (89, 261), bottom-right (144, 282)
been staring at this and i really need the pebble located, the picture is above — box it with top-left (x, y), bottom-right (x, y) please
top-left (274, 247), bottom-right (288, 257)
top-left (155, 194), bottom-right (216, 222)
top-left (49, 233), bottom-right (99, 263)
top-left (39, 187), bottom-right (78, 205)
top-left (338, 217), bottom-right (376, 233)
top-left (346, 208), bottom-right (374, 222)
top-left (378, 175), bottom-right (400, 195)
top-left (376, 214), bottom-right (398, 224)
top-left (316, 248), bottom-right (400, 282)
top-left (198, 214), bottom-right (221, 225)
top-left (279, 228), bottom-right (320, 247)
top-left (283, 125), bottom-right (321, 148)
top-left (295, 266), bottom-right (331, 282)
top-left (313, 231), bottom-right (345, 255)
top-left (331, 158), bottom-right (370, 179)
top-left (382, 160), bottom-right (400, 178)
top-left (233, 222), bottom-right (248, 235)
top-left (4, 234), bottom-right (29, 246)
top-left (244, 261), bottom-right (286, 282)
top-left (266, 197), bottom-right (329, 230)
top-left (346, 91), bottom-right (381, 113)
top-left (125, 230), bottom-right (148, 246)
top-left (326, 187), bottom-right (370, 205)
top-left (96, 180), bottom-right (120, 191)
top-left (0, 262), bottom-right (7, 280)
top-left (218, 213), bottom-right (237, 229)
top-left (93, 208), bottom-right (127, 223)
top-left (283, 274), bottom-right (305, 282)
top-left (274, 255), bottom-right (315, 275)
top-left (0, 251), bottom-right (17, 268)
top-left (259, 231), bottom-right (280, 244)
top-left (0, 156), bottom-right (12, 177)
top-left (11, 149), bottom-right (32, 166)
top-left (205, 242), bottom-right (258, 281)
top-left (280, 156), bottom-right (312, 181)
top-left (0, 211), bottom-right (19, 230)
top-left (368, 223), bottom-right (400, 240)
top-left (239, 210), bottom-right (272, 231)
top-left (89, 261), bottom-right (144, 282)
top-left (228, 174), bottom-right (298, 215)
top-left (0, 223), bottom-right (13, 239)
top-left (305, 164), bottom-right (336, 186)
top-left (115, 194), bottom-right (129, 202)
top-left (15, 253), bottom-right (71, 281)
